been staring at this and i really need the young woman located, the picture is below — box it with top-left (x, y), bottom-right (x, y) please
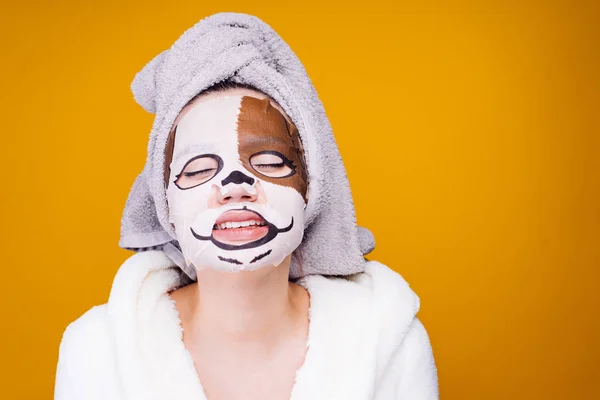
top-left (54, 12), bottom-right (439, 400)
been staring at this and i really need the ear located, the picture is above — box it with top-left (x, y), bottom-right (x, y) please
top-left (357, 226), bottom-right (376, 255)
top-left (131, 49), bottom-right (169, 114)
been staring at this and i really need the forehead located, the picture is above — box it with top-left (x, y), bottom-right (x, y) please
top-left (171, 92), bottom-right (293, 154)
top-left (173, 87), bottom-right (288, 127)
top-left (172, 95), bottom-right (242, 155)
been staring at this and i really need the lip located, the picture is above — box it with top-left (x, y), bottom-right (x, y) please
top-left (190, 206), bottom-right (294, 251)
top-left (214, 209), bottom-right (266, 225)
top-left (213, 224), bottom-right (269, 244)
top-left (212, 208), bottom-right (269, 245)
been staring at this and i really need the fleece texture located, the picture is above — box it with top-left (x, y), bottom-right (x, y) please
top-left (54, 251), bottom-right (438, 399)
top-left (118, 12), bottom-right (376, 280)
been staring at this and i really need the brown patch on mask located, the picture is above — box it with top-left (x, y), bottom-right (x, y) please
top-left (236, 96), bottom-right (308, 202)
top-left (164, 126), bottom-right (176, 188)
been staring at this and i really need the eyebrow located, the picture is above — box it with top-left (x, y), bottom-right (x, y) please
top-left (172, 142), bottom-right (219, 165)
top-left (238, 134), bottom-right (289, 146)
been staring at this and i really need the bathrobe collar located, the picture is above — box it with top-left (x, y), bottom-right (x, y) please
top-left (106, 250), bottom-right (419, 400)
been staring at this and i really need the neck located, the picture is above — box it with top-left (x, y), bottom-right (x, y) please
top-left (187, 255), bottom-right (303, 343)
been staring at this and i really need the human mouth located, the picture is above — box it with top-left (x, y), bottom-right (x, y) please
top-left (190, 206), bottom-right (294, 250)
top-left (212, 210), bottom-right (269, 243)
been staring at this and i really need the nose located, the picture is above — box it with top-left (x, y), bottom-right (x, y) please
top-left (215, 170), bottom-right (258, 205)
top-left (221, 170), bottom-right (254, 186)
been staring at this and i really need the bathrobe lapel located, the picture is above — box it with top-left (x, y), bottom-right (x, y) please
top-left (107, 251), bottom-right (205, 399)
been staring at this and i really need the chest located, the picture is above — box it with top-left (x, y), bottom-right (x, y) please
top-left (113, 268), bottom-right (384, 400)
top-left (186, 336), bottom-right (309, 400)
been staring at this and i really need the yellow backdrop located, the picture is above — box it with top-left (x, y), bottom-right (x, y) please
top-left (1, 1), bottom-right (598, 398)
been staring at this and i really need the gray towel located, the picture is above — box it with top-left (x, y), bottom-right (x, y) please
top-left (119, 12), bottom-right (375, 280)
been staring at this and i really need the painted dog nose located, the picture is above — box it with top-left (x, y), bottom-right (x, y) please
top-left (221, 170), bottom-right (255, 186)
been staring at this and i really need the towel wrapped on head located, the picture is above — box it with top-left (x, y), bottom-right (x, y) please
top-left (119, 12), bottom-right (375, 280)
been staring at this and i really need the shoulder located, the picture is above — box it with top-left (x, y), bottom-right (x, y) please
top-left (355, 262), bottom-right (438, 397)
top-left (373, 316), bottom-right (439, 399)
top-left (299, 261), bottom-right (438, 397)
top-left (59, 304), bottom-right (111, 356)
top-left (55, 304), bottom-right (116, 395)
top-left (306, 260), bottom-right (420, 333)
top-left (398, 318), bottom-right (436, 363)
top-left (56, 251), bottom-right (181, 377)
top-left (303, 260), bottom-right (421, 357)
top-left (353, 261), bottom-right (424, 362)
top-left (55, 304), bottom-right (117, 399)
top-left (361, 260), bottom-right (421, 321)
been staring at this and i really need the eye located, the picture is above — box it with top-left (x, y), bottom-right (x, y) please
top-left (250, 151), bottom-right (296, 178)
top-left (174, 154), bottom-right (223, 189)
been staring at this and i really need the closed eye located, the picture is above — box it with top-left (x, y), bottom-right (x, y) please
top-left (183, 168), bottom-right (217, 177)
top-left (249, 151), bottom-right (296, 178)
top-left (174, 154), bottom-right (223, 190)
top-left (253, 162), bottom-right (285, 169)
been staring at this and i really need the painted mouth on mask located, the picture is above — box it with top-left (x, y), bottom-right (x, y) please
top-left (190, 206), bottom-right (294, 251)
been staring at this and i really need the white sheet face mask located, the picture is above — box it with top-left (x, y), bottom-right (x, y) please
top-left (165, 94), bottom-right (308, 273)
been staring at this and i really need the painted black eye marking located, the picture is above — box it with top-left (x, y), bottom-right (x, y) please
top-left (221, 170), bottom-right (255, 186)
top-left (249, 150), bottom-right (297, 179)
top-left (174, 154), bottom-right (224, 190)
top-left (218, 256), bottom-right (243, 265)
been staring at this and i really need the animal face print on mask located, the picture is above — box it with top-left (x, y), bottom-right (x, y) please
top-left (165, 94), bottom-right (308, 272)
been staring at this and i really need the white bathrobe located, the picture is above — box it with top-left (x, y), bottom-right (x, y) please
top-left (54, 250), bottom-right (439, 399)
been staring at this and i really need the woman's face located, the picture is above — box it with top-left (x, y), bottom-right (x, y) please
top-left (165, 88), bottom-right (308, 273)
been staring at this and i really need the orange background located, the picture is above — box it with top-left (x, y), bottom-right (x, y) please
top-left (1, 1), bottom-right (598, 398)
